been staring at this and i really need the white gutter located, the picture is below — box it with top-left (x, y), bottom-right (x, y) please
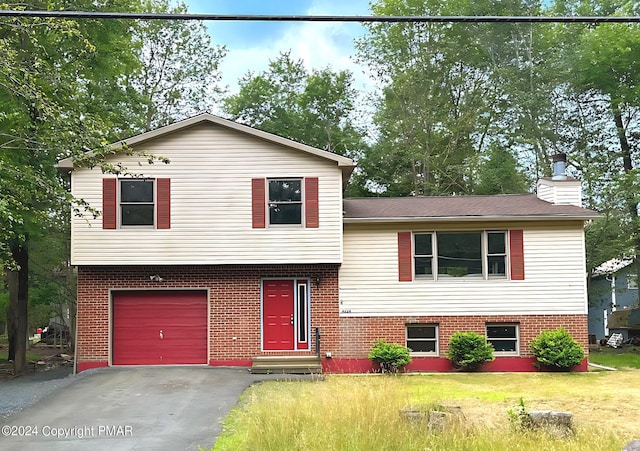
top-left (343, 214), bottom-right (599, 223)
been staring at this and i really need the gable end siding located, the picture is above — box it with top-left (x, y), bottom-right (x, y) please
top-left (71, 124), bottom-right (344, 265)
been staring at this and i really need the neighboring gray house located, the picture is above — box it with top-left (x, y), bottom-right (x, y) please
top-left (589, 258), bottom-right (639, 341)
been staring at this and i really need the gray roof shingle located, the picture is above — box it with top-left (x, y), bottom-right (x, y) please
top-left (343, 194), bottom-right (598, 222)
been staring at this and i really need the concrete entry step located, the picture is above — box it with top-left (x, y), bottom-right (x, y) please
top-left (250, 355), bottom-right (322, 374)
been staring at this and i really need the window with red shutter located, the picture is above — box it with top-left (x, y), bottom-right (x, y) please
top-left (401, 231), bottom-right (512, 281)
top-left (104, 178), bottom-right (170, 229)
top-left (254, 177), bottom-right (319, 228)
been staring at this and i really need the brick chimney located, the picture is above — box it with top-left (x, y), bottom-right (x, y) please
top-left (536, 153), bottom-right (582, 206)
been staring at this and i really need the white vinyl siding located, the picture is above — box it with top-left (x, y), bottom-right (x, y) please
top-left (536, 179), bottom-right (582, 206)
top-left (339, 222), bottom-right (588, 316)
top-left (70, 123), bottom-right (344, 265)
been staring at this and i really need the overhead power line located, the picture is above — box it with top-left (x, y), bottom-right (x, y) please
top-left (0, 10), bottom-right (639, 23)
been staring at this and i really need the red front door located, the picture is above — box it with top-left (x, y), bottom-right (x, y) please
top-left (262, 280), bottom-right (295, 350)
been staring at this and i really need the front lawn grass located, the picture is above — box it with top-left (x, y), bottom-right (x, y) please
top-left (0, 352), bottom-right (42, 362)
top-left (213, 372), bottom-right (639, 450)
top-left (589, 345), bottom-right (640, 369)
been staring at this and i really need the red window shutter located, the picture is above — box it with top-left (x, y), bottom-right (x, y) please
top-left (102, 178), bottom-right (117, 229)
top-left (156, 178), bottom-right (171, 229)
top-left (398, 232), bottom-right (413, 282)
top-left (510, 229), bottom-right (525, 280)
top-left (252, 178), bottom-right (266, 228)
top-left (305, 177), bottom-right (319, 228)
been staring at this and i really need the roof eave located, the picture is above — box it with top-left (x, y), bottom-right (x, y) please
top-left (343, 214), bottom-right (599, 223)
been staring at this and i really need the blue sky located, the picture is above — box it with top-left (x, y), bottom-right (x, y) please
top-left (182, 1), bottom-right (373, 94)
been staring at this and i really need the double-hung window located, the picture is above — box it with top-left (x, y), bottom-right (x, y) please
top-left (487, 232), bottom-right (507, 277)
top-left (486, 323), bottom-right (519, 355)
top-left (406, 324), bottom-right (438, 354)
top-left (268, 179), bottom-right (302, 225)
top-left (414, 234), bottom-right (434, 277)
top-left (120, 179), bottom-right (154, 226)
top-left (413, 231), bottom-right (507, 279)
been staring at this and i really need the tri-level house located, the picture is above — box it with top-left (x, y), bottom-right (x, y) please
top-left (58, 114), bottom-right (598, 373)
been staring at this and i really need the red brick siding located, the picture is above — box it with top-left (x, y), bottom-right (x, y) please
top-left (334, 314), bottom-right (588, 359)
top-left (76, 265), bottom-right (340, 365)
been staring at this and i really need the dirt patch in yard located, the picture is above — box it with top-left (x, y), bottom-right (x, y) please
top-left (0, 342), bottom-right (73, 381)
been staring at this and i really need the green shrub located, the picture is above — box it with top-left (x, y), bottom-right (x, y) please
top-left (530, 327), bottom-right (584, 370)
top-left (507, 398), bottom-right (532, 431)
top-left (446, 331), bottom-right (495, 371)
top-left (368, 339), bottom-right (412, 373)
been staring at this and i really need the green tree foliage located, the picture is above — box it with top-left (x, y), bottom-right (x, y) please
top-left (356, 0), bottom-right (541, 196)
top-left (223, 52), bottom-right (366, 160)
top-left (474, 145), bottom-right (529, 195)
top-left (130, 0), bottom-right (226, 132)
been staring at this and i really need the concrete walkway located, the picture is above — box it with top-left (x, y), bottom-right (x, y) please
top-left (1, 366), bottom-right (317, 450)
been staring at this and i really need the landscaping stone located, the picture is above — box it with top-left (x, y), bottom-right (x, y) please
top-left (400, 407), bottom-right (427, 424)
top-left (428, 411), bottom-right (451, 431)
top-left (401, 405), bottom-right (464, 432)
top-left (623, 440), bottom-right (640, 451)
top-left (528, 410), bottom-right (573, 436)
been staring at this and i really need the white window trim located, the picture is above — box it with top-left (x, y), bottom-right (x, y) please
top-left (413, 231), bottom-right (508, 281)
top-left (406, 324), bottom-right (439, 356)
top-left (486, 323), bottom-right (520, 356)
top-left (627, 274), bottom-right (638, 290)
top-left (267, 178), bottom-right (305, 228)
top-left (119, 178), bottom-right (156, 229)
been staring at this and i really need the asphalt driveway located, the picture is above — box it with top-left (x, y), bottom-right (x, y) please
top-left (1, 366), bottom-right (313, 450)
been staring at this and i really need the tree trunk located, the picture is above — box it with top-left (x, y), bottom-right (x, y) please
top-left (6, 271), bottom-right (18, 362)
top-left (7, 243), bottom-right (29, 374)
top-left (613, 110), bottom-right (640, 304)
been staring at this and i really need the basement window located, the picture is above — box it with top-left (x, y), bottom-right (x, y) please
top-left (406, 324), bottom-right (438, 355)
top-left (486, 323), bottom-right (519, 356)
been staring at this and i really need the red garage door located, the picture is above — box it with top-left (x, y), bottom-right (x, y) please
top-left (113, 291), bottom-right (208, 365)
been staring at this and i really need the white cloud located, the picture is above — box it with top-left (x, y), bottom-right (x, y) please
top-left (218, 21), bottom-right (375, 94)
top-left (210, 0), bottom-right (375, 93)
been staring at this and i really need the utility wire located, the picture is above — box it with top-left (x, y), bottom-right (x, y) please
top-left (0, 10), bottom-right (639, 23)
